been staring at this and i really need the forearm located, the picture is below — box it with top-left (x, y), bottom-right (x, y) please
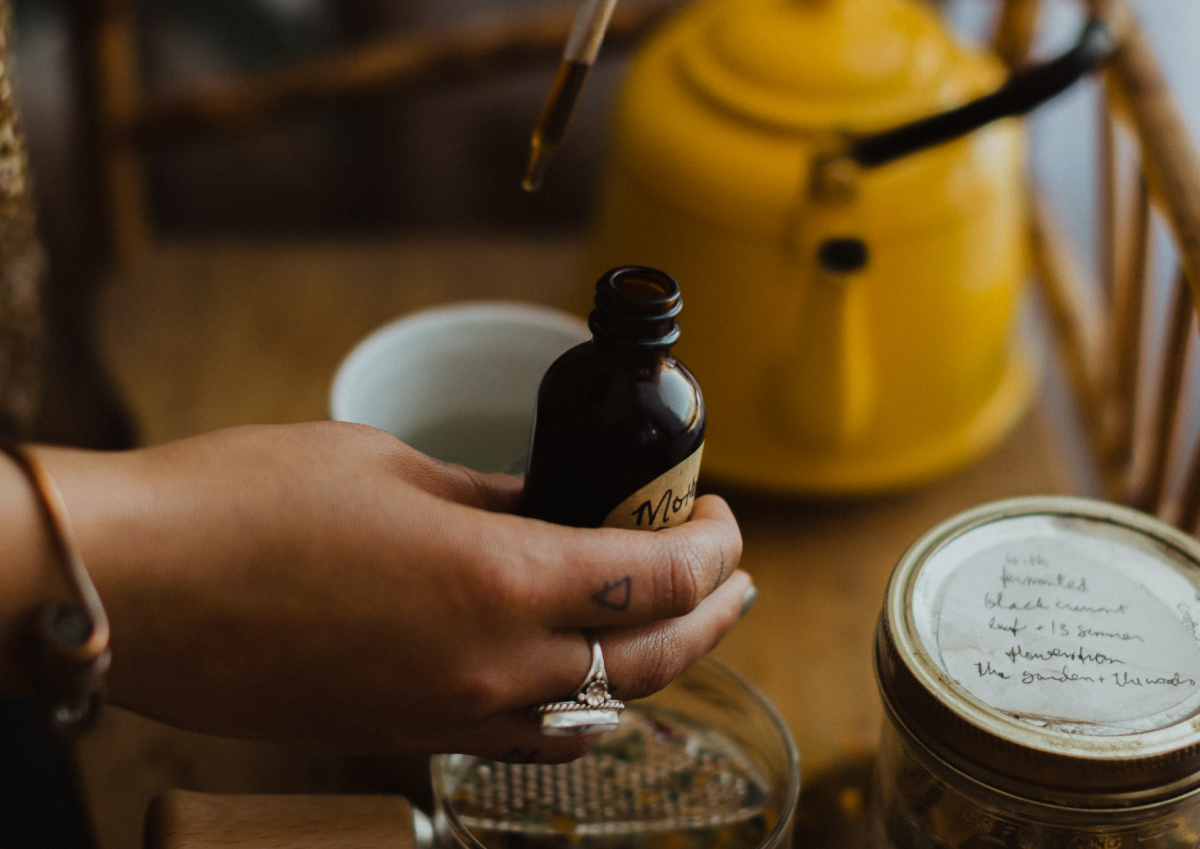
top-left (31, 441), bottom-right (240, 726)
top-left (0, 422), bottom-right (749, 759)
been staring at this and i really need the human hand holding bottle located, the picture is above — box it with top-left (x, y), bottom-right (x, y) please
top-left (0, 421), bottom-right (748, 761)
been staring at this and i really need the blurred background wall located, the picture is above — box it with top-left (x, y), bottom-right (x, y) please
top-left (8, 0), bottom-right (1197, 250)
top-left (11, 0), bottom-right (619, 244)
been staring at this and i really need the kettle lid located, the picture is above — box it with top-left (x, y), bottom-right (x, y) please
top-left (676, 0), bottom-right (999, 134)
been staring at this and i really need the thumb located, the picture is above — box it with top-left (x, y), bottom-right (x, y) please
top-left (389, 441), bottom-right (524, 513)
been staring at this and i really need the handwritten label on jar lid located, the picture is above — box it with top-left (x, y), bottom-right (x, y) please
top-left (915, 513), bottom-right (1200, 734)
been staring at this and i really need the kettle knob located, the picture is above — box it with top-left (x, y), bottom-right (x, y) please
top-left (818, 237), bottom-right (869, 274)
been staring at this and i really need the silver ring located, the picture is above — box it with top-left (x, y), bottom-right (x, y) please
top-left (535, 633), bottom-right (624, 737)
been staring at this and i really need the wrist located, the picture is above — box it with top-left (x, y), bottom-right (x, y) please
top-left (0, 443), bottom-right (111, 732)
top-left (0, 449), bottom-right (63, 696)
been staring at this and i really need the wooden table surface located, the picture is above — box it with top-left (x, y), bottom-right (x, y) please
top-left (80, 234), bottom-right (1084, 849)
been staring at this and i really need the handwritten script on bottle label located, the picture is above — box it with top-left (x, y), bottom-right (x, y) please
top-left (603, 444), bottom-right (704, 530)
top-left (935, 534), bottom-right (1200, 730)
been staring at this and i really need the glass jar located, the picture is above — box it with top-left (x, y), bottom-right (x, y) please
top-left (872, 496), bottom-right (1200, 849)
top-left (433, 659), bottom-right (799, 849)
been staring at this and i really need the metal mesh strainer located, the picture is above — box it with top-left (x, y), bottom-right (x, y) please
top-left (446, 706), bottom-right (772, 837)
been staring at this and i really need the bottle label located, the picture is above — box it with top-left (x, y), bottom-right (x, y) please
top-left (602, 444), bottom-right (704, 530)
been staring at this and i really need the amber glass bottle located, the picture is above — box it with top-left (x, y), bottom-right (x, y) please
top-left (521, 266), bottom-right (705, 529)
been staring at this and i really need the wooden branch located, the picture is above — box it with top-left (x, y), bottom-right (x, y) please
top-left (1104, 169), bottom-right (1149, 499)
top-left (1101, 1), bottom-right (1200, 307)
top-left (993, 0), bottom-right (1040, 68)
top-left (70, 0), bottom-right (150, 265)
top-left (129, 0), bottom-right (683, 143)
top-left (1177, 422), bottom-right (1200, 535)
top-left (1031, 195), bottom-right (1113, 491)
top-left (1136, 268), bottom-right (1193, 515)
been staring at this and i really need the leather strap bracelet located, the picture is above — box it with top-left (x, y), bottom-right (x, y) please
top-left (1, 440), bottom-right (110, 735)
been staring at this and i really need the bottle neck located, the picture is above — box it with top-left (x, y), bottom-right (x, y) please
top-left (588, 266), bottom-right (682, 348)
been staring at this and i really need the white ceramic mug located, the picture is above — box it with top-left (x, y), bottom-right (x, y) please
top-left (330, 301), bottom-right (590, 473)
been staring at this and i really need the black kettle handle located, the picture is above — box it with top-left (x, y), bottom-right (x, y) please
top-left (848, 18), bottom-right (1116, 169)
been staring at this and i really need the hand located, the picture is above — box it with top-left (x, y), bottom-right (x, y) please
top-left (40, 422), bottom-right (748, 760)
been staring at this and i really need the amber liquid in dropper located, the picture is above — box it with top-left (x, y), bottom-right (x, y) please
top-left (522, 60), bottom-right (590, 192)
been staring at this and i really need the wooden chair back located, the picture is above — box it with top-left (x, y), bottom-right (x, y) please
top-left (68, 0), bottom-right (684, 269)
top-left (1006, 0), bottom-right (1200, 532)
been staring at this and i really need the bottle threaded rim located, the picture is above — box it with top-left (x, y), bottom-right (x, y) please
top-left (589, 266), bottom-right (683, 346)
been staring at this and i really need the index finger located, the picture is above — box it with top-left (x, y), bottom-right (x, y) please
top-left (511, 494), bottom-right (743, 629)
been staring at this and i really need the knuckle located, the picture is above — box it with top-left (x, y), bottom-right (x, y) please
top-left (468, 550), bottom-right (533, 613)
top-left (621, 630), bottom-right (686, 699)
top-left (444, 652), bottom-right (513, 719)
top-left (448, 664), bottom-right (510, 719)
top-left (661, 539), bottom-right (710, 614)
top-left (448, 463), bottom-right (508, 511)
top-left (726, 526), bottom-right (745, 570)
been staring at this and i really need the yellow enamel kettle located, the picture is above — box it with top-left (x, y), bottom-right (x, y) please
top-left (583, 0), bottom-right (1110, 495)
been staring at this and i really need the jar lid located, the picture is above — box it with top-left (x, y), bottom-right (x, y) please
top-left (876, 496), bottom-right (1200, 804)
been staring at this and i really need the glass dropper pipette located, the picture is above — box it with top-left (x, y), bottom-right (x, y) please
top-left (522, 0), bottom-right (620, 191)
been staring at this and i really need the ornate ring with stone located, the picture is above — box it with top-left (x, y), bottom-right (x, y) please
top-left (535, 633), bottom-right (624, 737)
